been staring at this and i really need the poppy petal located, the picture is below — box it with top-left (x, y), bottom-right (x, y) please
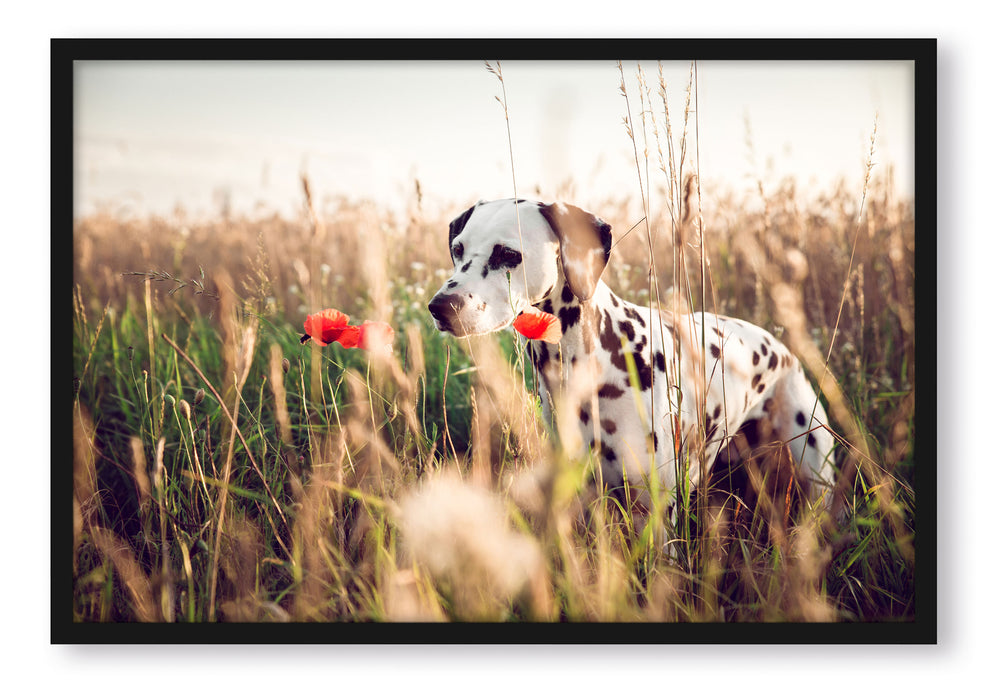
top-left (303, 308), bottom-right (350, 346)
top-left (332, 325), bottom-right (362, 349)
top-left (513, 307), bottom-right (562, 343)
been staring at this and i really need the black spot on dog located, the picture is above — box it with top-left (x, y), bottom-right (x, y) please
top-left (760, 343), bottom-right (768, 356)
top-left (633, 353), bottom-right (653, 390)
top-left (753, 351), bottom-right (760, 366)
top-left (650, 431), bottom-right (659, 452)
top-left (608, 351), bottom-right (626, 373)
top-left (561, 284), bottom-right (574, 304)
top-left (460, 260), bottom-right (472, 273)
top-left (712, 403), bottom-right (722, 420)
top-left (603, 315), bottom-right (649, 385)
top-left (601, 310), bottom-right (622, 353)
top-left (617, 319), bottom-right (637, 341)
top-left (654, 351), bottom-right (666, 373)
top-left (795, 411), bottom-right (806, 427)
top-left (602, 445), bottom-right (617, 462)
top-left (446, 280), bottom-right (458, 289)
top-left (739, 419), bottom-right (760, 447)
top-left (598, 383), bottom-right (624, 399)
top-left (558, 305), bottom-right (581, 334)
top-left (710, 343), bottom-right (721, 360)
top-left (756, 383), bottom-right (765, 393)
top-left (808, 433), bottom-right (817, 448)
top-left (486, 243), bottom-right (523, 273)
top-left (532, 340), bottom-right (550, 373)
top-left (602, 418), bottom-right (617, 434)
top-left (768, 352), bottom-right (778, 370)
top-left (751, 373), bottom-right (763, 389)
top-left (599, 309), bottom-right (611, 332)
top-left (579, 404), bottom-right (590, 424)
top-left (624, 306), bottom-right (645, 325)
top-left (704, 414), bottom-right (718, 441)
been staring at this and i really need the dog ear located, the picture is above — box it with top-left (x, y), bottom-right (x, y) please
top-left (447, 200), bottom-right (486, 261)
top-left (538, 202), bottom-right (612, 302)
top-left (448, 206), bottom-right (475, 254)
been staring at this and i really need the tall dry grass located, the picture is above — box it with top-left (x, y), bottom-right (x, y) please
top-left (70, 162), bottom-right (914, 625)
top-left (69, 67), bottom-right (914, 626)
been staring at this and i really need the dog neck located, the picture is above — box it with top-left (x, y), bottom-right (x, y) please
top-left (528, 271), bottom-right (683, 411)
top-left (528, 274), bottom-right (609, 397)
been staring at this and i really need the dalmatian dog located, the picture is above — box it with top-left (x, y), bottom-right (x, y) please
top-left (428, 198), bottom-right (835, 516)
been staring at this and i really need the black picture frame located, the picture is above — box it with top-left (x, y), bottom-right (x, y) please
top-left (55, 37), bottom-right (936, 644)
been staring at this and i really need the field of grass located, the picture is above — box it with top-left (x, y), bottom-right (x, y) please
top-left (69, 166), bottom-right (916, 627)
top-left (67, 63), bottom-right (917, 630)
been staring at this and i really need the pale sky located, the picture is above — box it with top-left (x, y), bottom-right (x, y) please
top-left (74, 60), bottom-right (914, 219)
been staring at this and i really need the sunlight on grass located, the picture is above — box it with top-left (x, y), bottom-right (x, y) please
top-left (70, 67), bottom-right (914, 624)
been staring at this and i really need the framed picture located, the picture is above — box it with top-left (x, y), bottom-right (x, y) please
top-left (57, 38), bottom-right (935, 643)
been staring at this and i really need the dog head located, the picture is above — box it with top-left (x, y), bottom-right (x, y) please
top-left (428, 199), bottom-right (612, 337)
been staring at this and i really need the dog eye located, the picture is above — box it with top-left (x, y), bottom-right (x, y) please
top-left (452, 242), bottom-right (464, 260)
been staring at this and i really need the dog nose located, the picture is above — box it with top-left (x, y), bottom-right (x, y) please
top-left (428, 292), bottom-right (465, 333)
top-left (428, 292), bottom-right (463, 320)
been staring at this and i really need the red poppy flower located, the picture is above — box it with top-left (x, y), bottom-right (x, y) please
top-left (357, 321), bottom-right (395, 354)
top-left (302, 308), bottom-right (359, 347)
top-left (331, 325), bottom-right (362, 349)
top-left (513, 307), bottom-right (562, 344)
top-left (301, 308), bottom-right (394, 354)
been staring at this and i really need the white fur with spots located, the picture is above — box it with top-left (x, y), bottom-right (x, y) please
top-left (428, 199), bottom-right (836, 512)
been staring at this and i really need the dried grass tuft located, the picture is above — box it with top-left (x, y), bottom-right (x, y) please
top-left (398, 474), bottom-right (549, 620)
